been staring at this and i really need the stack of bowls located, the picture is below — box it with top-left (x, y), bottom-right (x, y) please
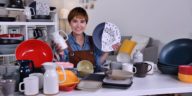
top-left (0, 34), bottom-right (23, 54)
top-left (178, 65), bottom-right (192, 83)
top-left (158, 38), bottom-right (192, 75)
top-left (157, 62), bottom-right (178, 75)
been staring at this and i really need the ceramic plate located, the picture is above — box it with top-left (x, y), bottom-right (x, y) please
top-left (92, 22), bottom-right (121, 52)
top-left (15, 39), bottom-right (53, 68)
top-left (101, 22), bottom-right (121, 52)
top-left (92, 22), bottom-right (105, 50)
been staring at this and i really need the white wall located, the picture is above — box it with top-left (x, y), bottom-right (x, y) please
top-left (52, 0), bottom-right (192, 50)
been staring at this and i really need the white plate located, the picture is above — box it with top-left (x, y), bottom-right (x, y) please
top-left (101, 22), bottom-right (121, 52)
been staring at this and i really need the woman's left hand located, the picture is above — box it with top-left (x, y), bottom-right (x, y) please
top-left (112, 43), bottom-right (121, 52)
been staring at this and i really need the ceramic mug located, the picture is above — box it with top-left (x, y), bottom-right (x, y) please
top-left (29, 73), bottom-right (44, 89)
top-left (122, 63), bottom-right (137, 73)
top-left (0, 79), bottom-right (16, 96)
top-left (50, 30), bottom-right (68, 50)
top-left (134, 62), bottom-right (152, 77)
top-left (144, 61), bottom-right (156, 75)
top-left (110, 61), bottom-right (122, 70)
top-left (19, 76), bottom-right (39, 95)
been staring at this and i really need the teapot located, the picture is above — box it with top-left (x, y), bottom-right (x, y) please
top-left (43, 62), bottom-right (66, 95)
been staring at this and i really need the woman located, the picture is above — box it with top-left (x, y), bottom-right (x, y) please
top-left (57, 7), bottom-right (120, 72)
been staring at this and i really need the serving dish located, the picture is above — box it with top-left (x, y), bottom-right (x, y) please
top-left (15, 39), bottom-right (53, 68)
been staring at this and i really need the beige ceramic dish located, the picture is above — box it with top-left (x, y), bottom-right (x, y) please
top-left (106, 69), bottom-right (134, 80)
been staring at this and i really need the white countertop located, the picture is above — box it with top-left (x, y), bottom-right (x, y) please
top-left (35, 71), bottom-right (192, 96)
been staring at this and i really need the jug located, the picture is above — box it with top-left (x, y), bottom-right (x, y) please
top-left (15, 60), bottom-right (35, 82)
top-left (24, 6), bottom-right (35, 20)
top-left (43, 62), bottom-right (66, 95)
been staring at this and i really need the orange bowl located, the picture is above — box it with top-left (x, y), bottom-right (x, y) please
top-left (59, 83), bottom-right (77, 91)
top-left (57, 69), bottom-right (80, 91)
top-left (178, 73), bottom-right (192, 83)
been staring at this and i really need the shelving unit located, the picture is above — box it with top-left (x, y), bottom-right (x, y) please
top-left (0, 12), bottom-right (59, 64)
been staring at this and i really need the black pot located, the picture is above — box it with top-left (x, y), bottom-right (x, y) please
top-left (8, 0), bottom-right (24, 8)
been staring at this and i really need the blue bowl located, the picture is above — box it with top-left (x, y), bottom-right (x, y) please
top-left (159, 38), bottom-right (192, 66)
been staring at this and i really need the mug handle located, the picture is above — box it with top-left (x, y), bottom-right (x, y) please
top-left (59, 30), bottom-right (68, 40)
top-left (58, 65), bottom-right (66, 83)
top-left (133, 66), bottom-right (137, 73)
top-left (30, 7), bottom-right (36, 16)
top-left (19, 82), bottom-right (24, 92)
top-left (147, 63), bottom-right (152, 72)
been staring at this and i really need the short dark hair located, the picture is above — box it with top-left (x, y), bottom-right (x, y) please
top-left (68, 7), bottom-right (88, 24)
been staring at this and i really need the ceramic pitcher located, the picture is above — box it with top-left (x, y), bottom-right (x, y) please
top-left (43, 62), bottom-right (66, 95)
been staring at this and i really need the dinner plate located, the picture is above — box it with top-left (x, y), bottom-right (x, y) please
top-left (93, 22), bottom-right (121, 52)
top-left (159, 38), bottom-right (192, 66)
top-left (92, 22), bottom-right (105, 50)
top-left (15, 39), bottom-right (53, 68)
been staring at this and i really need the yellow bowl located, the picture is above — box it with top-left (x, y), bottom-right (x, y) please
top-left (178, 73), bottom-right (192, 83)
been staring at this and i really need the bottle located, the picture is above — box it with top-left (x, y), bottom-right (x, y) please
top-left (132, 50), bottom-right (143, 63)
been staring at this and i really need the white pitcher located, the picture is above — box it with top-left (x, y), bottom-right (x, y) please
top-left (24, 6), bottom-right (35, 20)
top-left (43, 62), bottom-right (66, 95)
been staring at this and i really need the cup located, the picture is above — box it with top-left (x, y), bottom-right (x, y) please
top-left (110, 61), bottom-right (122, 70)
top-left (0, 79), bottom-right (16, 96)
top-left (144, 61), bottom-right (156, 74)
top-left (19, 76), bottom-right (39, 95)
top-left (122, 63), bottom-right (137, 73)
top-left (134, 62), bottom-right (152, 77)
top-left (29, 73), bottom-right (44, 89)
top-left (50, 30), bottom-right (68, 50)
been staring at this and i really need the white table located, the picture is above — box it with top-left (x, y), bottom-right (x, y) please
top-left (35, 71), bottom-right (192, 96)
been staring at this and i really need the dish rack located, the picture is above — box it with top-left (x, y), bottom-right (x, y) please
top-left (0, 54), bottom-right (16, 65)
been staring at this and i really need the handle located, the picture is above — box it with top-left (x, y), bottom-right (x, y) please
top-left (59, 30), bottom-right (68, 40)
top-left (58, 65), bottom-right (66, 83)
top-left (19, 82), bottom-right (24, 92)
top-left (30, 60), bottom-right (35, 72)
top-left (30, 7), bottom-right (36, 16)
top-left (133, 66), bottom-right (137, 73)
top-left (147, 63), bottom-right (152, 72)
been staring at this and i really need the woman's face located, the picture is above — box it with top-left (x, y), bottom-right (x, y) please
top-left (69, 16), bottom-right (87, 35)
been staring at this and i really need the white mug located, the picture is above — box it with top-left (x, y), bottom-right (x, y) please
top-left (144, 61), bottom-right (156, 74)
top-left (19, 76), bottom-right (39, 95)
top-left (51, 30), bottom-right (68, 50)
top-left (122, 63), bottom-right (137, 73)
top-left (29, 73), bottom-right (44, 89)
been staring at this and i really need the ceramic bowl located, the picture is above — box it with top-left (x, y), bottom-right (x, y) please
top-left (0, 34), bottom-right (24, 41)
top-left (58, 70), bottom-right (79, 91)
top-left (15, 39), bottom-right (53, 68)
top-left (179, 65), bottom-right (192, 75)
top-left (178, 73), bottom-right (192, 83)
